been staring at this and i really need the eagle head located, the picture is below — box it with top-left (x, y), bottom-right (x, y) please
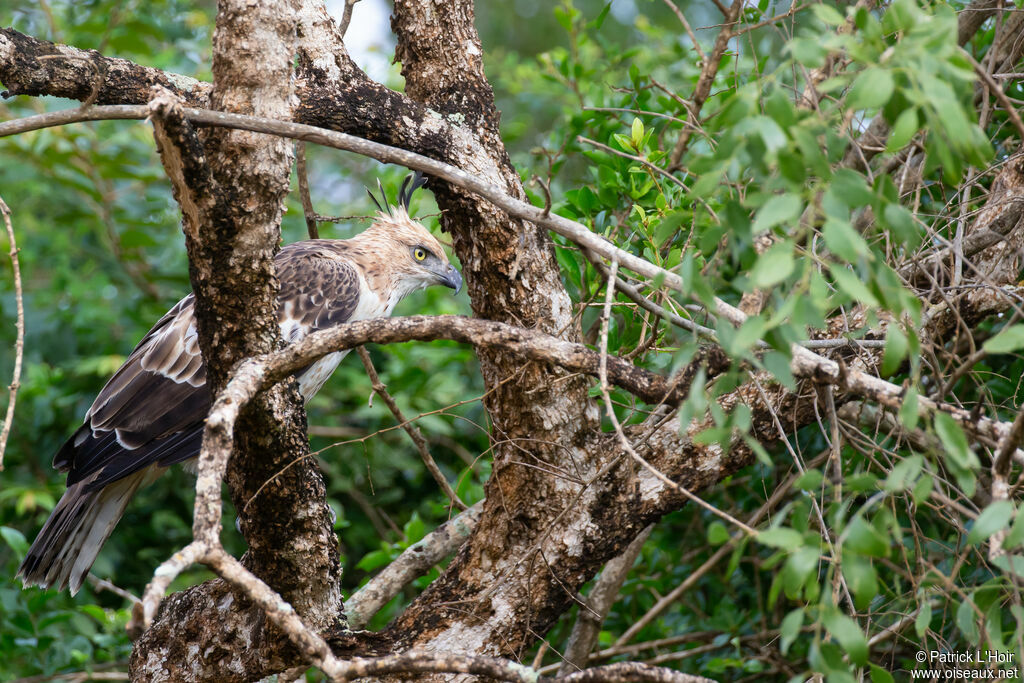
top-left (371, 208), bottom-right (462, 295)
top-left (359, 173), bottom-right (462, 297)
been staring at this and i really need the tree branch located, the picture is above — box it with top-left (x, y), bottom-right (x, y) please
top-left (667, 0), bottom-right (743, 168)
top-left (345, 502), bottom-right (483, 629)
top-left (0, 195), bottom-right (23, 471)
top-left (4, 103), bottom-right (1018, 449)
top-left (559, 525), bottom-right (653, 674)
top-left (357, 345), bottom-right (467, 510)
top-left (0, 27), bottom-right (210, 105)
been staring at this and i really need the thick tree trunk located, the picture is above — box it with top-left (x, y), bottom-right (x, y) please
top-left (129, 2), bottom-right (344, 680)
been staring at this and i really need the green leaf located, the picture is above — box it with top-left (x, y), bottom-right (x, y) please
top-left (848, 67), bottom-right (895, 110)
top-left (783, 546), bottom-right (820, 597)
top-left (729, 316), bottom-right (769, 355)
top-left (885, 0), bottom-right (922, 32)
top-left (78, 604), bottom-right (108, 623)
top-left (899, 387), bottom-right (920, 432)
top-left (780, 608), bottom-right (804, 654)
top-left (991, 554), bottom-right (1024, 578)
top-left (0, 525), bottom-right (28, 558)
top-left (829, 266), bottom-right (879, 306)
top-left (912, 473), bottom-right (934, 505)
top-left (707, 521), bottom-right (730, 545)
top-left (885, 454), bottom-right (923, 492)
top-left (811, 3), bottom-right (846, 26)
top-left (842, 555), bottom-right (879, 610)
top-left (753, 193), bottom-right (803, 233)
top-left (762, 350), bottom-right (796, 391)
top-left (554, 6), bottom-right (572, 31)
top-left (745, 115), bottom-right (789, 153)
top-left (870, 665), bottom-right (895, 683)
top-left (612, 133), bottom-right (634, 152)
top-left (749, 240), bottom-right (795, 288)
top-left (789, 36), bottom-right (828, 67)
top-left (794, 468), bottom-right (824, 491)
top-left (983, 324), bottom-right (1024, 354)
top-left (957, 597), bottom-right (980, 644)
top-left (823, 217), bottom-right (870, 262)
top-left (831, 169), bottom-right (875, 208)
top-left (404, 514), bottom-right (426, 544)
top-left (915, 600), bottom-right (932, 638)
top-left (822, 608), bottom-right (869, 665)
top-left (758, 527), bottom-right (804, 549)
top-left (1003, 507), bottom-right (1024, 549)
top-left (355, 549), bottom-right (393, 572)
top-left (882, 203), bottom-right (919, 246)
top-left (631, 117), bottom-right (644, 148)
top-left (881, 326), bottom-right (908, 376)
top-left (967, 500), bottom-right (1014, 546)
top-left (886, 108), bottom-right (919, 153)
top-left (844, 516), bottom-right (889, 558)
top-left (934, 412), bottom-right (978, 471)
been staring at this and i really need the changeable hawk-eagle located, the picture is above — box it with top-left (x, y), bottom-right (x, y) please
top-left (18, 175), bottom-right (462, 594)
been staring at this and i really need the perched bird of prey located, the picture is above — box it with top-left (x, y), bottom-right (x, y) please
top-left (18, 174), bottom-right (462, 594)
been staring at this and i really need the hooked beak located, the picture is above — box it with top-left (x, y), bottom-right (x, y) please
top-left (439, 264), bottom-right (463, 294)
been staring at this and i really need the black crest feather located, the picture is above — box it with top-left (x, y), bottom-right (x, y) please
top-left (367, 179), bottom-right (391, 216)
top-left (368, 172), bottom-right (427, 216)
top-left (399, 172), bottom-right (427, 210)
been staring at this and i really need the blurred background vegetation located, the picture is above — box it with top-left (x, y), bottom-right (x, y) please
top-left (2, 0), bottom-right (1023, 680)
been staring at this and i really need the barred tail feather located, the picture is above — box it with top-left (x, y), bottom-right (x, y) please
top-left (17, 469), bottom-right (152, 594)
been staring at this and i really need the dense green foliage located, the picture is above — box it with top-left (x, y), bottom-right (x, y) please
top-left (2, 0), bottom-right (1023, 680)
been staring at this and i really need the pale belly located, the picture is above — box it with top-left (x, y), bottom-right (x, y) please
top-left (288, 282), bottom-right (397, 402)
top-left (296, 350), bottom-right (348, 402)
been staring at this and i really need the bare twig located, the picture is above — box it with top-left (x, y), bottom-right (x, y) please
top-left (584, 249), bottom-right (715, 338)
top-left (338, 0), bottom-right (360, 38)
top-left (556, 662), bottom-right (715, 682)
top-left (357, 345), bottom-right (467, 510)
top-left (578, 135), bottom-right (687, 192)
top-left (964, 48), bottom-right (1024, 143)
top-left (87, 573), bottom-right (141, 605)
top-left (559, 525), bottom-right (654, 674)
top-left (668, 0), bottom-right (743, 168)
top-left (611, 454), bottom-right (822, 648)
top-left (596, 260), bottom-right (757, 536)
top-left (345, 501), bottom-right (482, 628)
top-left (798, 0), bottom-right (876, 109)
top-left (296, 142), bottom-right (320, 239)
top-left (660, 0), bottom-right (705, 63)
top-left (993, 403), bottom-right (1024, 478)
top-left (531, 175), bottom-right (553, 218)
top-left (37, 53), bottom-right (106, 109)
top-left (125, 309), bottom-right (728, 681)
top-left (0, 196), bottom-right (23, 471)
top-left (123, 312), bottom-right (724, 629)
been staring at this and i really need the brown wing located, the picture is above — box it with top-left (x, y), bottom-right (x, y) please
top-left (56, 294), bottom-right (210, 490)
top-left (276, 240), bottom-right (362, 338)
top-left (56, 241), bottom-right (363, 491)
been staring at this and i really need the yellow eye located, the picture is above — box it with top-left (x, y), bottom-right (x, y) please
top-left (413, 247), bottom-right (428, 261)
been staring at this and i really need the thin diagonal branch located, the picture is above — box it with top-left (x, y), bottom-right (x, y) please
top-left (559, 525), bottom-right (653, 675)
top-left (660, 0), bottom-right (705, 62)
top-left (357, 345), bottom-right (467, 510)
top-left (0, 196), bottom-right (23, 471)
top-left (296, 142), bottom-right (320, 239)
top-left (668, 0), bottom-right (743, 168)
top-left (345, 501), bottom-right (483, 628)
